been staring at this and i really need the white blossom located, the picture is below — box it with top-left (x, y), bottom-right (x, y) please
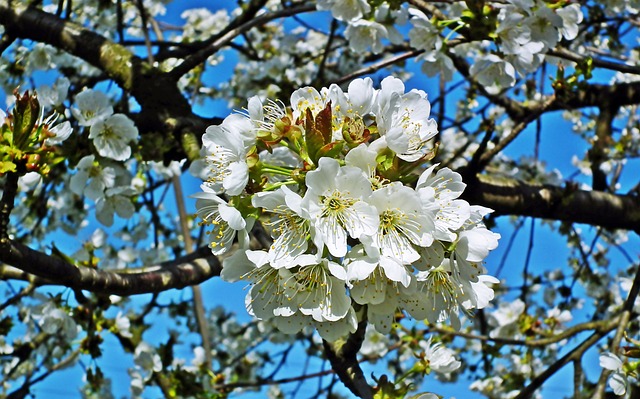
top-left (193, 189), bottom-right (252, 255)
top-left (557, 3), bottom-right (583, 41)
top-left (134, 342), bottom-right (162, 373)
top-left (70, 155), bottom-right (116, 200)
top-left (345, 19), bottom-right (388, 54)
top-left (45, 120), bottom-right (73, 146)
top-left (365, 182), bottom-right (434, 263)
top-left (316, 0), bottom-right (371, 22)
top-left (599, 352), bottom-right (627, 396)
top-left (34, 303), bottom-right (77, 340)
top-left (89, 113), bottom-right (138, 161)
top-left (375, 76), bottom-right (438, 161)
top-left (198, 114), bottom-right (254, 196)
top-left (95, 186), bottom-right (136, 226)
top-left (301, 157), bottom-right (379, 258)
top-left (71, 89), bottom-right (113, 126)
top-left (421, 336), bottom-right (461, 374)
top-left (489, 298), bottom-right (526, 338)
top-left (252, 186), bottom-right (310, 268)
top-left (470, 54), bottom-right (516, 94)
top-left (38, 76), bottom-right (70, 108)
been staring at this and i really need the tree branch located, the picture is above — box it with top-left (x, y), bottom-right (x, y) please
top-left (512, 315), bottom-right (621, 399)
top-left (549, 47), bottom-right (640, 76)
top-left (462, 175), bottom-right (640, 233)
top-left (428, 318), bottom-right (614, 348)
top-left (323, 319), bottom-right (373, 399)
top-left (0, 241), bottom-right (221, 296)
top-left (168, 3), bottom-right (317, 79)
top-left (0, 4), bottom-right (211, 162)
top-left (0, 4), bottom-right (140, 92)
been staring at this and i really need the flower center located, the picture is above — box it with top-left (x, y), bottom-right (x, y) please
top-left (380, 210), bottom-right (399, 234)
top-left (321, 191), bottom-right (355, 217)
top-left (197, 206), bottom-right (230, 249)
top-left (421, 266), bottom-right (459, 310)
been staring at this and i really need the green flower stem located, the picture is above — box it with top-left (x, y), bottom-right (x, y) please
top-left (260, 164), bottom-right (294, 176)
top-left (262, 180), bottom-right (298, 192)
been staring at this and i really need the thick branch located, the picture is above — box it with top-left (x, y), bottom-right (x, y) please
top-left (462, 175), bottom-right (640, 232)
top-left (0, 4), bottom-right (210, 161)
top-left (323, 319), bottom-right (373, 399)
top-left (549, 47), bottom-right (640, 76)
top-left (0, 4), bottom-right (140, 91)
top-left (0, 241), bottom-right (221, 296)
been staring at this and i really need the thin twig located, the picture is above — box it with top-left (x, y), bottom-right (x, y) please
top-left (429, 318), bottom-right (615, 348)
top-left (214, 369), bottom-right (335, 390)
top-left (169, 4), bottom-right (316, 79)
top-left (172, 174), bottom-right (213, 370)
top-left (334, 50), bottom-right (424, 86)
top-left (513, 315), bottom-right (622, 399)
top-left (520, 218), bottom-right (535, 304)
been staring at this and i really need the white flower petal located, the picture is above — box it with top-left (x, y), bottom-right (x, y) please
top-left (218, 203), bottom-right (246, 230)
top-left (600, 352), bottom-right (623, 371)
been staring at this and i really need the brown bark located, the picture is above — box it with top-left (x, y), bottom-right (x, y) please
top-left (463, 176), bottom-right (640, 233)
top-left (0, 241), bottom-right (220, 296)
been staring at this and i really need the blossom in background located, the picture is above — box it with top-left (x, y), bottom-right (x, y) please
top-left (599, 352), bottom-right (628, 396)
top-left (488, 298), bottom-right (526, 339)
top-left (345, 19), bottom-right (388, 54)
top-left (33, 303), bottom-right (78, 341)
top-left (133, 341), bottom-right (163, 375)
top-left (89, 113), bottom-right (138, 161)
top-left (408, 8), bottom-right (442, 54)
top-left (421, 336), bottom-right (461, 374)
top-left (316, 0), bottom-right (371, 22)
top-left (180, 8), bottom-right (229, 40)
top-left (38, 76), bottom-right (70, 108)
top-left (470, 54), bottom-right (516, 95)
top-left (557, 3), bottom-right (583, 40)
top-left (71, 89), bottom-right (113, 126)
top-left (95, 186), bottom-right (136, 226)
top-left (70, 155), bottom-right (116, 200)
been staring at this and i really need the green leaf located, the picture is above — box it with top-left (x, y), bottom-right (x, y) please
top-left (12, 90), bottom-right (40, 149)
top-left (0, 160), bottom-right (17, 174)
top-left (376, 149), bottom-right (396, 172)
top-left (373, 374), bottom-right (411, 399)
top-left (1, 125), bottom-right (13, 146)
top-left (316, 141), bottom-right (344, 160)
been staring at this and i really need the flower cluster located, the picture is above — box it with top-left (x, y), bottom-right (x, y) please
top-left (0, 89), bottom-right (71, 176)
top-left (192, 76), bottom-right (500, 341)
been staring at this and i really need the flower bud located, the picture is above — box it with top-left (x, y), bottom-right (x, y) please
top-left (12, 89), bottom-right (41, 150)
top-left (341, 116), bottom-right (370, 147)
